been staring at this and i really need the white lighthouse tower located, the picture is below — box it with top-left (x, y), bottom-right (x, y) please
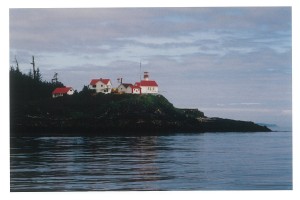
top-left (135, 71), bottom-right (158, 94)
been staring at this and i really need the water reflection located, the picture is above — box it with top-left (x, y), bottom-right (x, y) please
top-left (10, 132), bottom-right (292, 191)
top-left (11, 136), bottom-right (167, 191)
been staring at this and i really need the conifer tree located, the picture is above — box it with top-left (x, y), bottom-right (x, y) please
top-left (36, 68), bottom-right (42, 82)
top-left (28, 69), bottom-right (33, 79)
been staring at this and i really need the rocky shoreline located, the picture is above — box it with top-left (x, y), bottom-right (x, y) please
top-left (10, 118), bottom-right (271, 137)
top-left (10, 94), bottom-right (271, 136)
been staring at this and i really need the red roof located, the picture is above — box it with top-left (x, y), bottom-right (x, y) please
top-left (90, 79), bottom-right (100, 85)
top-left (52, 87), bottom-right (73, 94)
top-left (136, 80), bottom-right (158, 87)
top-left (90, 78), bottom-right (110, 85)
top-left (130, 85), bottom-right (141, 93)
top-left (130, 85), bottom-right (141, 90)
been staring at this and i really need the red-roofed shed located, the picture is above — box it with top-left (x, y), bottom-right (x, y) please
top-left (52, 87), bottom-right (74, 98)
top-left (129, 85), bottom-right (141, 94)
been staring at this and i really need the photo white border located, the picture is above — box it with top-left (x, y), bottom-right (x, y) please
top-left (1, 0), bottom-right (298, 200)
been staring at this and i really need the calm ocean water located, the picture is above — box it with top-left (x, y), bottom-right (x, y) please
top-left (10, 132), bottom-right (292, 191)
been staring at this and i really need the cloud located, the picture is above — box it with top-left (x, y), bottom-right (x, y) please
top-left (9, 7), bottom-right (292, 127)
top-left (10, 7), bottom-right (291, 52)
top-left (229, 102), bottom-right (261, 106)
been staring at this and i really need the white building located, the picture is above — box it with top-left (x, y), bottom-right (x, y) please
top-left (117, 83), bottom-right (133, 94)
top-left (129, 85), bottom-right (141, 94)
top-left (52, 87), bottom-right (74, 98)
top-left (89, 78), bottom-right (112, 94)
top-left (135, 72), bottom-right (158, 94)
top-left (117, 83), bottom-right (142, 94)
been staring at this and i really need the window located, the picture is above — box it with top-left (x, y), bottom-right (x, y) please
top-left (92, 85), bottom-right (96, 88)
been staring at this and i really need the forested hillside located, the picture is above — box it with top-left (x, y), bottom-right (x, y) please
top-left (10, 66), bottom-right (64, 102)
top-left (9, 67), bottom-right (270, 135)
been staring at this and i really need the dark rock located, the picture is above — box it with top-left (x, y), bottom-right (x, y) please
top-left (10, 94), bottom-right (271, 136)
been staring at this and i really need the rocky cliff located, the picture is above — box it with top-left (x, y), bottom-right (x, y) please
top-left (10, 93), bottom-right (271, 136)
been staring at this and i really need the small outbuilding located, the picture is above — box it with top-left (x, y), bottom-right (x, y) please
top-left (117, 83), bottom-right (133, 94)
top-left (52, 87), bottom-right (74, 98)
top-left (129, 85), bottom-right (141, 94)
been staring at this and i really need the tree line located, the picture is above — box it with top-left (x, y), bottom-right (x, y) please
top-left (10, 57), bottom-right (65, 103)
top-left (9, 56), bottom-right (104, 104)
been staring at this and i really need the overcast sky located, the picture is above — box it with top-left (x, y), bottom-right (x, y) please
top-left (9, 7), bottom-right (292, 128)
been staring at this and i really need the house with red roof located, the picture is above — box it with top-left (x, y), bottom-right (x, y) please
top-left (134, 72), bottom-right (158, 94)
top-left (88, 78), bottom-right (112, 94)
top-left (129, 85), bottom-right (141, 94)
top-left (52, 87), bottom-right (74, 98)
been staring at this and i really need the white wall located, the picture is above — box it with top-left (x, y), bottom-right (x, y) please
top-left (90, 81), bottom-right (112, 94)
top-left (141, 86), bottom-right (158, 94)
top-left (67, 88), bottom-right (74, 95)
top-left (118, 84), bottom-right (133, 94)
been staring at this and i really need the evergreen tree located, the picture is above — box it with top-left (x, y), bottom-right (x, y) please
top-left (15, 56), bottom-right (20, 73)
top-left (36, 68), bottom-right (42, 82)
top-left (10, 64), bottom-right (65, 102)
top-left (79, 85), bottom-right (94, 96)
top-left (28, 69), bottom-right (33, 79)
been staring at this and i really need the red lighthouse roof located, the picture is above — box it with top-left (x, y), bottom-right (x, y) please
top-left (135, 80), bottom-right (158, 87)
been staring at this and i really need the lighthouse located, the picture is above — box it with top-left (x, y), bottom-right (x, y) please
top-left (143, 72), bottom-right (149, 80)
top-left (134, 72), bottom-right (158, 94)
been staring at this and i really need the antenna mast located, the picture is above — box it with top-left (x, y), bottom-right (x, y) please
top-left (140, 60), bottom-right (142, 82)
top-left (52, 72), bottom-right (58, 83)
